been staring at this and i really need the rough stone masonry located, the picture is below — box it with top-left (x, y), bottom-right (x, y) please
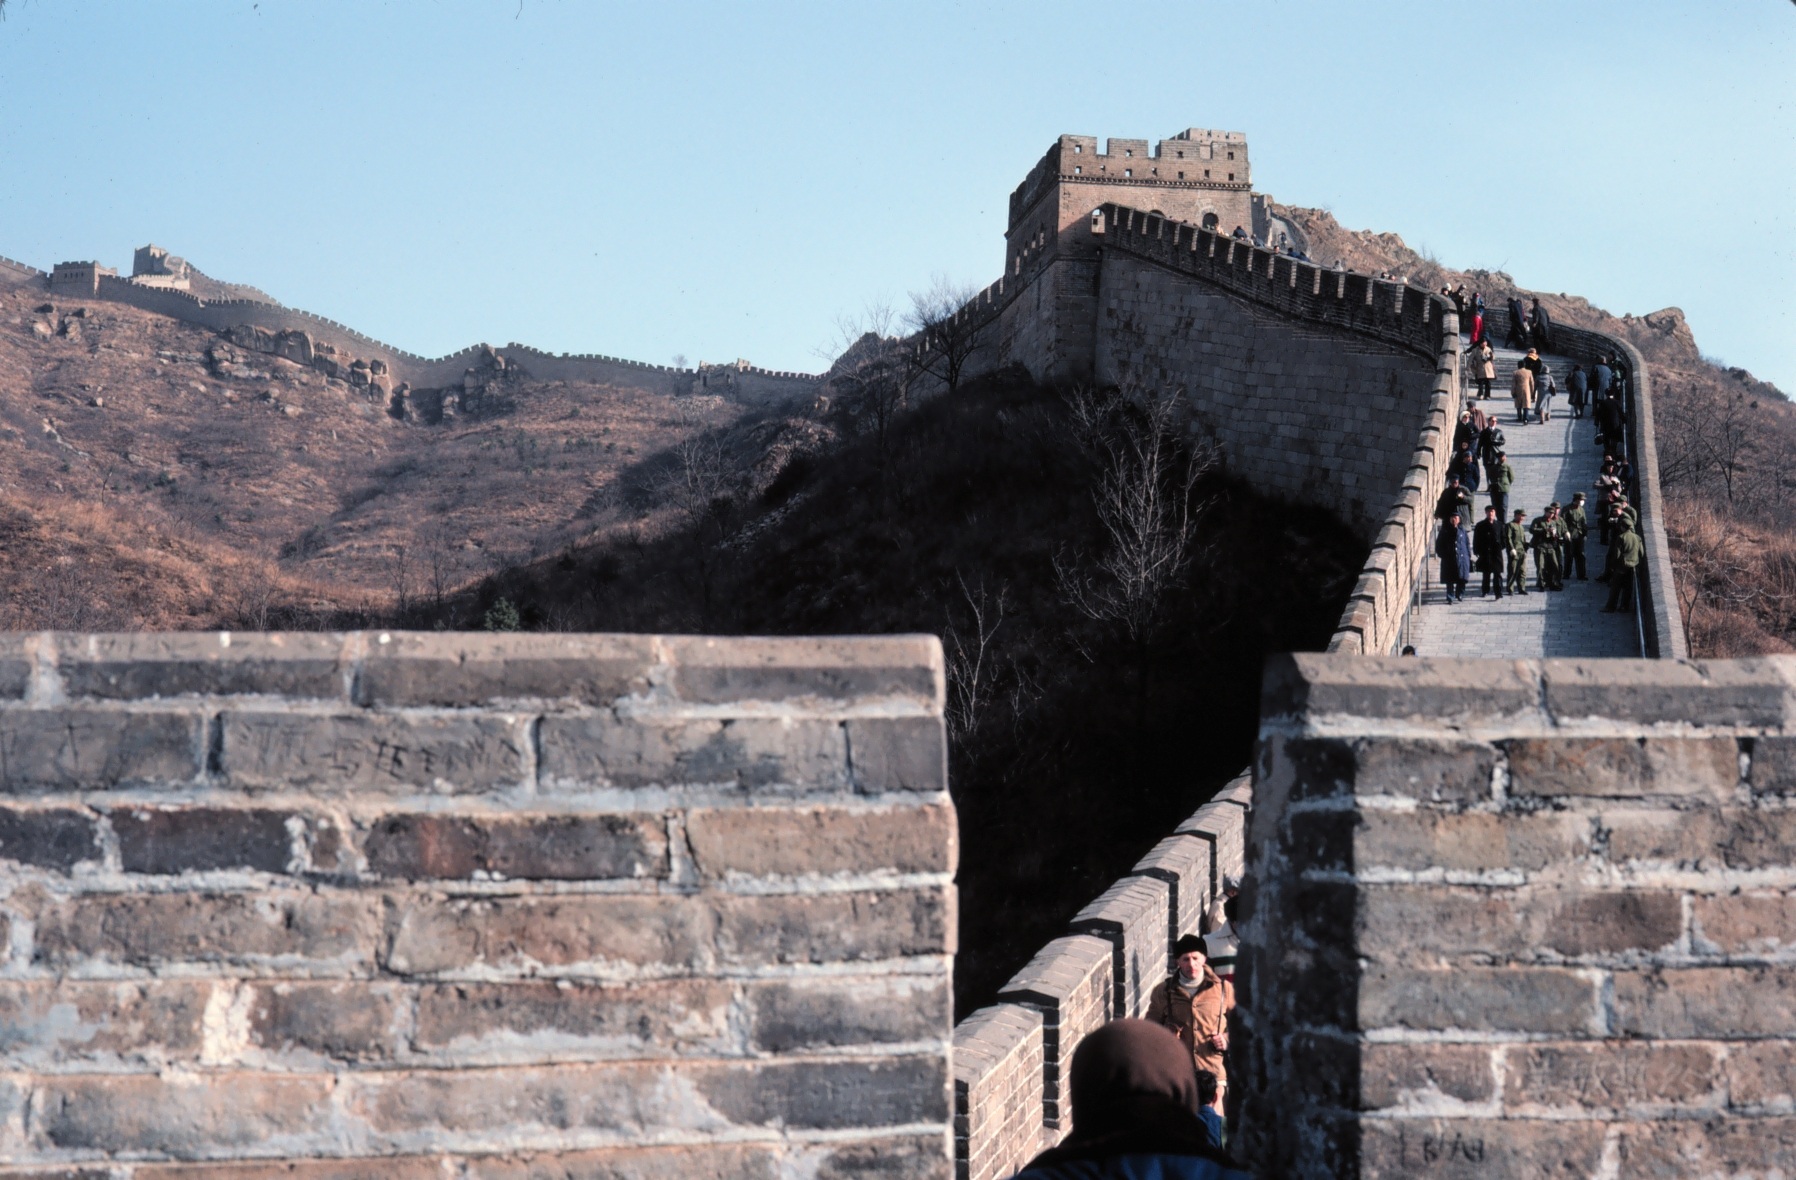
top-left (1241, 653), bottom-right (1796, 1179)
top-left (0, 631), bottom-right (956, 1178)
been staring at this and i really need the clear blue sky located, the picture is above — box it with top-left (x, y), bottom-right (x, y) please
top-left (2, 1), bottom-right (1791, 388)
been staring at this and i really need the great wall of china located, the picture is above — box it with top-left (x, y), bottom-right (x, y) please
top-left (6, 131), bottom-right (1796, 1178)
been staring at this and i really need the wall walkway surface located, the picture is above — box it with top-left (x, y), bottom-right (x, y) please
top-left (0, 631), bottom-right (955, 1178)
top-left (1242, 653), bottom-right (1796, 1178)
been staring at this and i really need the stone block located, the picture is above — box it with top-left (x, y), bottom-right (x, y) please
top-left (1360, 1043), bottom-right (1495, 1110)
top-left (1696, 892), bottom-right (1796, 953)
top-left (221, 710), bottom-right (529, 792)
top-left (1607, 807), bottom-right (1796, 870)
top-left (109, 806), bottom-right (304, 875)
top-left (136, 1159), bottom-right (452, 1180)
top-left (1753, 736), bottom-right (1796, 795)
top-left (1263, 653), bottom-right (1538, 721)
top-left (0, 806), bottom-right (101, 870)
top-left (0, 708), bottom-right (204, 791)
top-left (1359, 885), bottom-right (1681, 960)
top-left (538, 714), bottom-right (848, 792)
top-left (1612, 1116), bottom-right (1796, 1177)
top-left (1360, 965), bottom-right (1602, 1034)
top-left (1069, 876), bottom-right (1171, 1019)
top-left (247, 980), bottom-right (401, 1060)
top-left (1505, 737), bottom-right (1737, 799)
top-left (1503, 1042), bottom-right (1722, 1111)
top-left (362, 812), bottom-right (668, 881)
top-left (0, 980), bottom-right (209, 1066)
top-left (683, 802), bottom-right (955, 879)
top-left (1614, 967), bottom-right (1796, 1038)
top-left (1542, 657), bottom-right (1789, 727)
top-left (1359, 1117), bottom-right (1606, 1179)
top-left (345, 1057), bottom-right (948, 1136)
top-left (1723, 1040), bottom-right (1796, 1110)
top-left (413, 979), bottom-right (733, 1057)
top-left (33, 1073), bottom-right (333, 1155)
top-left (55, 632), bottom-right (345, 700)
top-left (1355, 809), bottom-right (1590, 872)
top-left (32, 890), bottom-right (378, 971)
top-left (716, 888), bottom-right (954, 964)
top-left (747, 975), bottom-right (951, 1052)
top-left (848, 715), bottom-right (948, 794)
top-left (666, 635), bottom-right (943, 706)
top-left (0, 635), bottom-right (32, 699)
top-left (357, 632), bottom-right (655, 706)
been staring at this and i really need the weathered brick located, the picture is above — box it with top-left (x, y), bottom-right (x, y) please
top-left (1361, 966), bottom-right (1601, 1034)
top-left (1503, 1042), bottom-right (1721, 1110)
top-left (1360, 886), bottom-right (1680, 959)
top-left (135, 1160), bottom-right (450, 1180)
top-left (110, 806), bottom-right (299, 874)
top-left (363, 812), bottom-right (668, 881)
top-left (1129, 834), bottom-right (1212, 955)
top-left (33, 1073), bottom-right (333, 1154)
top-left (1505, 737), bottom-right (1737, 799)
top-left (1360, 1117), bottom-right (1605, 1179)
top-left (345, 1058), bottom-right (948, 1135)
top-left (1723, 1040), bottom-right (1796, 1110)
top-left (1354, 737), bottom-right (1498, 805)
top-left (0, 806), bottom-right (101, 870)
top-left (1542, 657), bottom-right (1789, 727)
top-left (1263, 652), bottom-right (1538, 721)
top-left (357, 632), bottom-right (654, 706)
top-left (384, 888), bottom-right (951, 974)
top-left (453, 1145), bottom-right (781, 1180)
top-left (1069, 876), bottom-right (1170, 1019)
top-left (847, 715), bottom-right (948, 793)
top-left (1613, 1116), bottom-right (1796, 1177)
top-left (1753, 736), bottom-right (1796, 796)
top-left (683, 802), bottom-right (955, 879)
top-left (413, 979), bottom-right (733, 1056)
top-left (716, 888), bottom-right (954, 964)
top-left (1355, 808), bottom-right (1588, 872)
top-left (247, 980), bottom-right (401, 1060)
top-left (1694, 892), bottom-right (1796, 953)
top-left (1606, 806), bottom-right (1796, 869)
top-left (1615, 967), bottom-right (1796, 1038)
top-left (538, 714), bottom-right (848, 792)
top-left (0, 708), bottom-right (203, 791)
top-left (0, 980), bottom-right (209, 1065)
top-left (1360, 1043), bottom-right (1494, 1110)
top-left (0, 635), bottom-right (31, 700)
top-left (812, 1135), bottom-right (947, 1180)
top-left (747, 976), bottom-right (951, 1051)
top-left (56, 632), bottom-right (345, 700)
top-left (666, 635), bottom-right (942, 706)
top-left (221, 711), bottom-right (528, 792)
top-left (32, 890), bottom-right (378, 971)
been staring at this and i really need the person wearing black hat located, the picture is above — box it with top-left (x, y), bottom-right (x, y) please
top-left (1009, 1020), bottom-right (1250, 1179)
top-left (1146, 933), bottom-right (1235, 1102)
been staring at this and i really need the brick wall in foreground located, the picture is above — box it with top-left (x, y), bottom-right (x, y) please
top-left (0, 631), bottom-right (955, 1179)
top-left (1241, 653), bottom-right (1796, 1179)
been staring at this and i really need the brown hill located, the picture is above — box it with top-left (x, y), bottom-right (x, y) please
top-left (0, 278), bottom-right (755, 627)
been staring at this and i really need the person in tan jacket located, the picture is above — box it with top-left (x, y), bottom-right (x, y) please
top-left (1146, 934), bottom-right (1235, 1093)
top-left (1510, 362), bottom-right (1536, 425)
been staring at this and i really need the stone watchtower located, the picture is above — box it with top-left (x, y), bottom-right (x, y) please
top-left (1000, 129), bottom-right (1254, 381)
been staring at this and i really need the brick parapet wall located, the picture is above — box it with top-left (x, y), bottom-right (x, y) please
top-left (0, 631), bottom-right (954, 1177)
top-left (952, 773), bottom-right (1249, 1177)
top-left (1327, 318), bottom-right (1463, 655)
top-left (1240, 652), bottom-right (1796, 1178)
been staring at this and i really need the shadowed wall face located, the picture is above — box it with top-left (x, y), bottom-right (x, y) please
top-left (0, 631), bottom-right (955, 1178)
top-left (1241, 652), bottom-right (1796, 1179)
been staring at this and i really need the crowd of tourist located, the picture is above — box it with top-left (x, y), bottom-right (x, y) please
top-left (1429, 315), bottom-right (1643, 615)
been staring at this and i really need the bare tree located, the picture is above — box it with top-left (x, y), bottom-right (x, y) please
top-left (421, 519), bottom-right (462, 610)
top-left (1058, 388), bottom-right (1216, 645)
top-left (905, 275), bottom-right (990, 396)
top-left (386, 543), bottom-right (414, 615)
top-left (943, 572), bottom-right (1008, 742)
top-left (813, 299), bottom-right (899, 370)
top-left (1658, 383), bottom-right (1758, 506)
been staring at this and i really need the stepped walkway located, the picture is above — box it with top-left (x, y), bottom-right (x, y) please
top-left (1406, 344), bottom-right (1640, 658)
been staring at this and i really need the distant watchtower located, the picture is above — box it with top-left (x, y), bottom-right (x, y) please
top-left (1000, 129), bottom-right (1253, 381)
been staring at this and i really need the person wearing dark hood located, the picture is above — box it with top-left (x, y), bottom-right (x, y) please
top-left (1009, 1020), bottom-right (1250, 1179)
top-left (1146, 934), bottom-right (1235, 1098)
top-left (1530, 297), bottom-right (1553, 350)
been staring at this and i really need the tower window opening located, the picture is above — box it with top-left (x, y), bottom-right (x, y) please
top-left (1228, 173), bottom-right (1234, 181)
top-left (1227, 151), bottom-right (1235, 160)
top-left (1124, 169), bottom-right (1132, 177)
top-left (1178, 171), bottom-right (1185, 179)
top-left (1074, 165), bottom-right (1081, 174)
top-left (1124, 149), bottom-right (1132, 157)
top-left (1074, 144), bottom-right (1082, 153)
top-left (1204, 169), bottom-right (1211, 178)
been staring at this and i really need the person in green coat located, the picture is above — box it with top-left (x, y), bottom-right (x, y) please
top-left (1504, 509), bottom-right (1530, 595)
top-left (1489, 451), bottom-right (1516, 522)
top-left (1531, 506), bottom-right (1566, 591)
top-left (1603, 518), bottom-right (1644, 613)
top-left (1563, 492), bottom-right (1590, 581)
